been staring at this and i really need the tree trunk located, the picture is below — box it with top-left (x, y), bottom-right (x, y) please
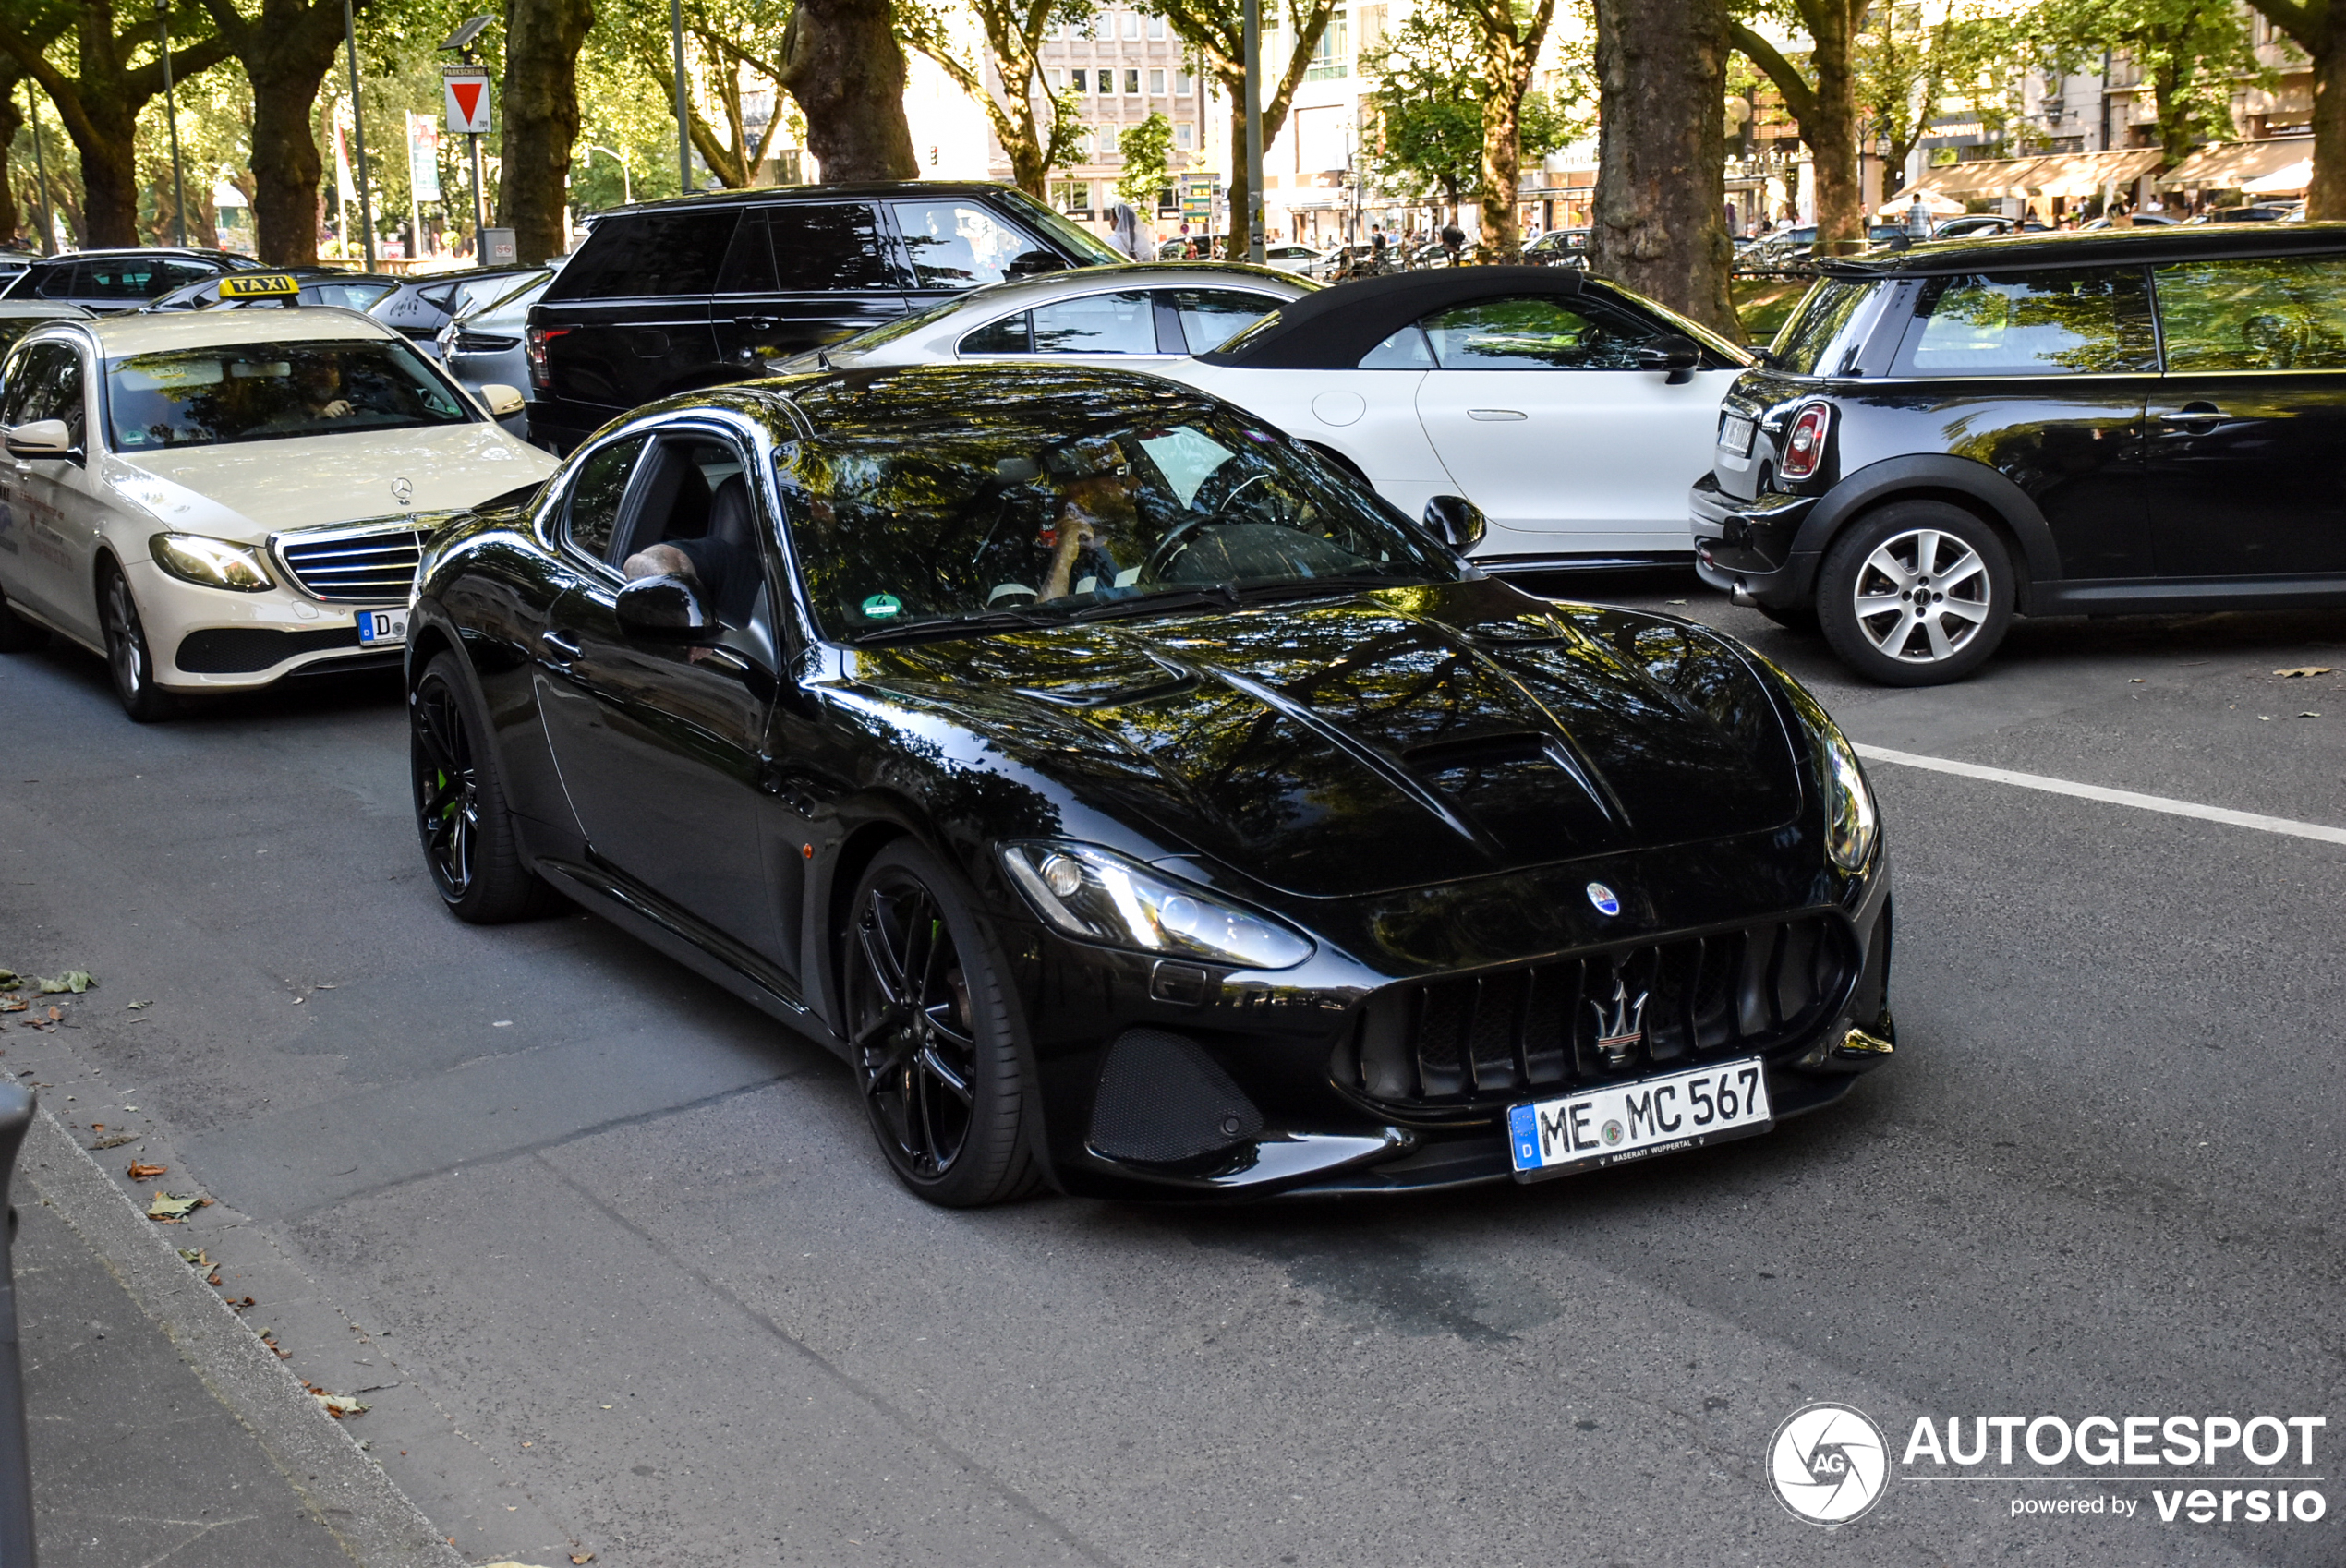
top-left (1478, 57), bottom-right (1524, 257)
top-left (77, 98), bottom-right (141, 247)
top-left (1225, 80), bottom-right (1248, 256)
top-left (497, 0), bottom-right (593, 263)
top-left (1805, 0), bottom-right (1861, 253)
top-left (1590, 0), bottom-right (1738, 338)
top-left (245, 52), bottom-right (332, 262)
top-left (778, 0), bottom-right (918, 182)
top-left (0, 87), bottom-right (18, 247)
top-left (2316, 30), bottom-right (2346, 221)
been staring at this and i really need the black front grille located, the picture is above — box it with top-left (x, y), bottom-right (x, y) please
top-left (276, 526), bottom-right (425, 603)
top-left (175, 625), bottom-right (359, 673)
top-left (1336, 913), bottom-right (1856, 1114)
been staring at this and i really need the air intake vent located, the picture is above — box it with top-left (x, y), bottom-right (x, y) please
top-left (275, 525), bottom-right (426, 603)
top-left (1088, 1029), bottom-right (1264, 1164)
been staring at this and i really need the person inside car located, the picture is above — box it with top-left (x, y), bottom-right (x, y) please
top-left (1037, 436), bottom-right (1142, 600)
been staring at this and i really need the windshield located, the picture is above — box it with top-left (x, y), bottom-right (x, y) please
top-left (782, 404), bottom-right (1459, 642)
top-left (994, 187), bottom-right (1125, 269)
top-left (104, 339), bottom-right (474, 451)
top-left (458, 271), bottom-right (552, 323)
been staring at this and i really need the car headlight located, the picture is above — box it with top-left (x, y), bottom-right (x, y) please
top-left (150, 533), bottom-right (273, 592)
top-left (1820, 726), bottom-right (1879, 873)
top-left (999, 841), bottom-right (1313, 971)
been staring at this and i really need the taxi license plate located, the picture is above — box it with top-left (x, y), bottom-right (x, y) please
top-left (1507, 1057), bottom-right (1772, 1182)
top-left (1719, 415), bottom-right (1756, 456)
top-left (356, 608), bottom-right (408, 646)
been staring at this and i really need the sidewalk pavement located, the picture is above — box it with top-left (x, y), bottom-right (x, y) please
top-left (15, 1104), bottom-right (473, 1568)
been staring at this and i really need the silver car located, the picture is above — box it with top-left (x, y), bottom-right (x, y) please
top-left (436, 269), bottom-right (551, 441)
top-left (769, 262), bottom-right (1314, 376)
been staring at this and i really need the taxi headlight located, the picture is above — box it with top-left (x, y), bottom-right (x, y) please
top-left (1821, 726), bottom-right (1879, 873)
top-left (1000, 840), bottom-right (1313, 970)
top-left (151, 533), bottom-right (274, 592)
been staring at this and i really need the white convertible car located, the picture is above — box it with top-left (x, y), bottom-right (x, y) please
top-left (1154, 266), bottom-right (1751, 568)
top-left (0, 298), bottom-right (555, 718)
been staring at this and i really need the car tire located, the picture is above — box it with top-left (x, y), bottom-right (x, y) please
top-left (409, 650), bottom-right (554, 923)
top-left (842, 839), bottom-right (1043, 1209)
top-left (98, 561), bottom-right (178, 722)
top-left (0, 583), bottom-right (46, 653)
top-left (1816, 501), bottom-right (2013, 686)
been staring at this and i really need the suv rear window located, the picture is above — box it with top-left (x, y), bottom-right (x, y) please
top-left (1892, 267), bottom-right (2156, 376)
top-left (545, 208), bottom-right (741, 300)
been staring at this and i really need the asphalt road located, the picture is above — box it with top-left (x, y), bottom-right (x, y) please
top-left (2, 583), bottom-right (2341, 1568)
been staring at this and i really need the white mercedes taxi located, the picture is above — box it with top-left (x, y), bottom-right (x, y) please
top-left (0, 293), bottom-right (556, 718)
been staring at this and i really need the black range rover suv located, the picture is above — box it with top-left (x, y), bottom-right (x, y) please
top-left (526, 182), bottom-right (1121, 452)
top-left (1691, 223), bottom-right (2346, 683)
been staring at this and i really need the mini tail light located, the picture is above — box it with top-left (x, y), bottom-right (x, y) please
top-left (1779, 403), bottom-right (1832, 481)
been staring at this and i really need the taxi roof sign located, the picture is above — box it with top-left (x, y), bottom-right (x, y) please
top-left (220, 272), bottom-right (300, 299)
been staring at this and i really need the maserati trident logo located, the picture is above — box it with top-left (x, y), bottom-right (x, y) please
top-left (390, 476), bottom-right (414, 508)
top-left (1589, 971), bottom-right (1648, 1067)
top-left (1586, 881), bottom-right (1621, 916)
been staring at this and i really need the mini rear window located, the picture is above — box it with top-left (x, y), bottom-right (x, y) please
top-left (1767, 279), bottom-right (1873, 376)
top-left (1891, 267), bottom-right (2157, 377)
top-left (543, 209), bottom-right (741, 301)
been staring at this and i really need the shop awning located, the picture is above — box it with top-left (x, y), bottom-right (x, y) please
top-left (1893, 147), bottom-right (2162, 201)
top-left (2158, 136), bottom-right (2314, 189)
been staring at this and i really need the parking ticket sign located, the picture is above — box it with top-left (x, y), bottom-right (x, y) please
top-left (442, 67), bottom-right (491, 134)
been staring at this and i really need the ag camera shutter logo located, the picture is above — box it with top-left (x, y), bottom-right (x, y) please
top-left (1769, 1402), bottom-right (1890, 1525)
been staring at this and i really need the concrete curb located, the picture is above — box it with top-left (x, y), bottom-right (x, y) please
top-left (21, 1106), bottom-right (466, 1568)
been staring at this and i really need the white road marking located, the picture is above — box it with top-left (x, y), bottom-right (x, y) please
top-left (1854, 744), bottom-right (2346, 848)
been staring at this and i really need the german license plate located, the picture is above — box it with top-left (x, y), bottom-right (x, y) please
top-left (1720, 415), bottom-right (1756, 456)
top-left (356, 608), bottom-right (408, 646)
top-left (1507, 1057), bottom-right (1772, 1181)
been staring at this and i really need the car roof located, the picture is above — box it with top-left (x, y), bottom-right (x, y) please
top-left (940, 260), bottom-right (1313, 311)
top-left (586, 181), bottom-right (1040, 220)
top-left (29, 247), bottom-right (248, 265)
top-left (1820, 220), bottom-right (2346, 276)
top-left (1194, 265), bottom-right (1588, 370)
top-left (43, 308), bottom-right (401, 355)
top-left (710, 361), bottom-right (1235, 441)
top-left (0, 300), bottom-right (92, 319)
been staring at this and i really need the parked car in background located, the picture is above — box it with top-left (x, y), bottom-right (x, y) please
top-left (0, 300), bottom-right (91, 354)
top-left (405, 362), bottom-right (1893, 1205)
top-left (1524, 228), bottom-right (1590, 267)
top-left (437, 270), bottom-right (555, 440)
top-left (1158, 266), bottom-right (1749, 567)
top-left (372, 265), bottom-right (548, 352)
top-left (526, 182), bottom-right (1123, 452)
top-left (0, 252), bottom-right (35, 284)
top-left (0, 308), bottom-right (552, 719)
top-left (1692, 223), bottom-right (2346, 684)
top-left (145, 268), bottom-right (406, 315)
top-left (2186, 204), bottom-right (2294, 224)
top-left (1, 248), bottom-right (258, 313)
top-left (1260, 243), bottom-right (1328, 274)
top-left (768, 262), bottom-right (1311, 377)
top-left (1926, 214), bottom-right (2053, 241)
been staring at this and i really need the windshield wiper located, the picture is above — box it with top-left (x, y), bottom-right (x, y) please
top-left (849, 608), bottom-right (1062, 645)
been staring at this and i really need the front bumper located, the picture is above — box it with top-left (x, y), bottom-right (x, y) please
top-left (1689, 473), bottom-right (1820, 609)
top-left (127, 558), bottom-right (405, 692)
top-left (1020, 842), bottom-right (1896, 1201)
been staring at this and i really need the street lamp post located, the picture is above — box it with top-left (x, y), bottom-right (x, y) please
top-left (586, 144), bottom-right (633, 206)
top-left (342, 0), bottom-right (379, 268)
top-left (671, 0), bottom-right (691, 192)
top-left (1241, 0), bottom-right (1263, 262)
top-left (154, 0), bottom-right (188, 247)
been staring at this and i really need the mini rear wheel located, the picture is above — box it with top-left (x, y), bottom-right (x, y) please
top-left (410, 651), bottom-right (551, 923)
top-left (842, 841), bottom-right (1042, 1208)
top-left (1817, 501), bottom-right (2013, 686)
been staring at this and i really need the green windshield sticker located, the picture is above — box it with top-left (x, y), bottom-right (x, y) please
top-left (861, 593), bottom-right (903, 619)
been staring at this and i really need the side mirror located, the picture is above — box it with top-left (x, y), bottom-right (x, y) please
top-left (1422, 494), bottom-right (1488, 552)
top-left (1637, 333), bottom-right (1702, 384)
top-left (614, 573), bottom-right (720, 645)
top-left (478, 382), bottom-right (526, 417)
top-left (1005, 249), bottom-right (1068, 280)
top-left (5, 419), bottom-right (74, 460)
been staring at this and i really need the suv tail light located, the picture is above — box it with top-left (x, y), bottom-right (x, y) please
top-left (1778, 403), bottom-right (1832, 481)
top-left (525, 325), bottom-right (565, 391)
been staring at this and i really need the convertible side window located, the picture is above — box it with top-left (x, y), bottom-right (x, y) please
top-left (1421, 295), bottom-right (1660, 369)
top-left (562, 433), bottom-right (650, 566)
top-left (1160, 288), bottom-right (1283, 354)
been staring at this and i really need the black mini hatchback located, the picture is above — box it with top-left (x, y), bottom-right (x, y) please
top-left (1691, 224), bottom-right (2346, 684)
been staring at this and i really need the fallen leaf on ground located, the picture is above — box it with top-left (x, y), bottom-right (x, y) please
top-left (0, 1001), bottom-right (22, 1014)
top-left (126, 1000), bottom-right (151, 1010)
top-left (128, 1162), bottom-right (166, 1181)
top-left (176, 1248), bottom-right (209, 1268)
top-left (2300, 711), bottom-right (2321, 718)
top-left (36, 971), bottom-right (92, 994)
top-left (145, 1191), bottom-right (200, 1222)
top-left (90, 1134), bottom-right (137, 1150)
top-left (2275, 667), bottom-right (2333, 678)
top-left (44, 1007), bottom-right (60, 1022)
top-left (303, 1382), bottom-right (370, 1418)
top-left (574, 1556), bottom-right (597, 1564)
top-left (0, 971), bottom-right (14, 988)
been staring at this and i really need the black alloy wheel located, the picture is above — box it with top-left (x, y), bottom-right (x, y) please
top-left (0, 581), bottom-right (45, 653)
top-left (410, 651), bottom-right (550, 923)
top-left (1816, 501), bottom-right (2014, 686)
top-left (843, 841), bottom-right (1040, 1207)
top-left (98, 562), bottom-right (176, 721)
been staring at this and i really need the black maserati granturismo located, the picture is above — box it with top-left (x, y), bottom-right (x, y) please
top-left (405, 363), bottom-right (1893, 1206)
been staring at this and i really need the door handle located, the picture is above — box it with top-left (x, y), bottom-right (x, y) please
top-left (2159, 403), bottom-right (2223, 429)
top-left (1467, 408), bottom-right (1527, 421)
top-left (738, 316), bottom-right (781, 330)
top-left (541, 629), bottom-right (583, 665)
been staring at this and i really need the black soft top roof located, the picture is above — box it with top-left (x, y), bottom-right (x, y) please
top-left (1819, 221), bottom-right (2346, 278)
top-left (1195, 266), bottom-right (1586, 370)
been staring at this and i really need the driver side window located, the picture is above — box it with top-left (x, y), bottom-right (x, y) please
top-left (1421, 295), bottom-right (1659, 369)
top-left (562, 433), bottom-right (650, 565)
top-left (2, 343), bottom-right (84, 445)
